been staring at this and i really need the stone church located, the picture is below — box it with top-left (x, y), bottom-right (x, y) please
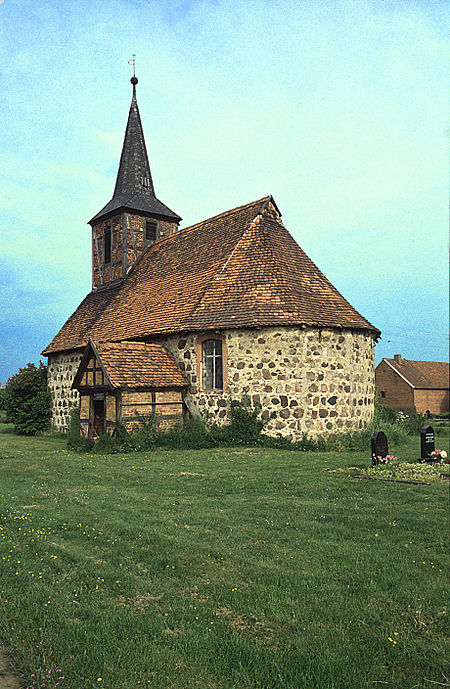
top-left (42, 77), bottom-right (380, 441)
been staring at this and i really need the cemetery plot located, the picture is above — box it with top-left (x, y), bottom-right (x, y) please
top-left (419, 425), bottom-right (435, 462)
top-left (371, 430), bottom-right (388, 465)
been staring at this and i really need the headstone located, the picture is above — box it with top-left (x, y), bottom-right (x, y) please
top-left (371, 430), bottom-right (388, 466)
top-left (419, 425), bottom-right (435, 462)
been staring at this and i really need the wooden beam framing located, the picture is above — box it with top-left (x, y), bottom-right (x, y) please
top-left (93, 225), bottom-right (103, 285)
top-left (122, 214), bottom-right (128, 276)
top-left (127, 213), bottom-right (138, 263)
top-left (111, 221), bottom-right (118, 282)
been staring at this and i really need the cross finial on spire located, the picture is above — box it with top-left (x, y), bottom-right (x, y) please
top-left (128, 54), bottom-right (137, 98)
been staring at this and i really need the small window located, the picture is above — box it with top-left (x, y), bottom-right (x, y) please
top-left (104, 227), bottom-right (111, 265)
top-left (145, 220), bottom-right (157, 243)
top-left (203, 339), bottom-right (223, 390)
top-left (381, 391), bottom-right (386, 398)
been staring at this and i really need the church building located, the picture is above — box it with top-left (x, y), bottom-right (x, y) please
top-left (42, 77), bottom-right (380, 441)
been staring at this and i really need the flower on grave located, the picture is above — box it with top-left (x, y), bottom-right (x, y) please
top-left (374, 454), bottom-right (398, 465)
top-left (430, 449), bottom-right (448, 463)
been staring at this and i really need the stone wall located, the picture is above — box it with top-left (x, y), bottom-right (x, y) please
top-left (158, 326), bottom-right (375, 440)
top-left (47, 351), bottom-right (82, 431)
top-left (48, 326), bottom-right (375, 438)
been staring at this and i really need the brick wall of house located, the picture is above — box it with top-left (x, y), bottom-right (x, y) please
top-left (92, 214), bottom-right (179, 289)
top-left (159, 326), bottom-right (375, 441)
top-left (413, 389), bottom-right (450, 415)
top-left (375, 361), bottom-right (414, 410)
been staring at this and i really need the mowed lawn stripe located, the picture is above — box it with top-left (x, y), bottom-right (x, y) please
top-left (0, 432), bottom-right (448, 688)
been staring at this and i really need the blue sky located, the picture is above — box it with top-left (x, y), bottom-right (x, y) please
top-left (0, 0), bottom-right (448, 384)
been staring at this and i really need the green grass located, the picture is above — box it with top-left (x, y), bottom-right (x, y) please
top-left (0, 430), bottom-right (448, 689)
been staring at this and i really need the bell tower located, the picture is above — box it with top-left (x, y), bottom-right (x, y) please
top-left (88, 76), bottom-right (181, 290)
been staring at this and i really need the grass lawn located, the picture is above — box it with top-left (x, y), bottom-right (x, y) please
top-left (0, 428), bottom-right (448, 689)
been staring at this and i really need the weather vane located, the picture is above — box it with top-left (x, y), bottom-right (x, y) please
top-left (128, 54), bottom-right (137, 96)
top-left (128, 54), bottom-right (136, 77)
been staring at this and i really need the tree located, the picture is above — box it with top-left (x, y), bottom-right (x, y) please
top-left (5, 362), bottom-right (52, 434)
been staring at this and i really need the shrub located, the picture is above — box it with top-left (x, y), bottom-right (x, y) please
top-left (372, 394), bottom-right (426, 437)
top-left (358, 461), bottom-right (450, 482)
top-left (67, 406), bottom-right (93, 451)
top-left (401, 408), bottom-right (427, 435)
top-left (4, 362), bottom-right (52, 435)
top-left (130, 415), bottom-right (213, 451)
top-left (373, 393), bottom-right (398, 426)
top-left (0, 387), bottom-right (9, 411)
top-left (66, 395), bottom-right (418, 456)
top-left (435, 412), bottom-right (450, 420)
top-left (68, 399), bottom-right (326, 455)
top-left (210, 398), bottom-right (266, 446)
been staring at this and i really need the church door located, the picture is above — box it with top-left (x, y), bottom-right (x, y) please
top-left (92, 396), bottom-right (106, 437)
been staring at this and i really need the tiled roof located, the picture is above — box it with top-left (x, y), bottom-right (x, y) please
top-left (383, 358), bottom-right (449, 389)
top-left (44, 285), bottom-right (122, 355)
top-left (93, 341), bottom-right (186, 389)
top-left (43, 195), bottom-right (379, 355)
top-left (89, 92), bottom-right (181, 225)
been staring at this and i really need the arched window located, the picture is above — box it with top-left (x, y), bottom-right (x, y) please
top-left (202, 339), bottom-right (223, 390)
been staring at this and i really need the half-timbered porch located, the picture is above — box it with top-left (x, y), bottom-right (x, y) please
top-left (72, 339), bottom-right (186, 439)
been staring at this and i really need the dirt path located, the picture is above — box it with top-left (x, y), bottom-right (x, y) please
top-left (0, 651), bottom-right (21, 689)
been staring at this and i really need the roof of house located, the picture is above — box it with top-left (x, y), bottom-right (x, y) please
top-left (43, 195), bottom-right (380, 356)
top-left (89, 86), bottom-right (181, 226)
top-left (379, 358), bottom-right (449, 389)
top-left (77, 340), bottom-right (186, 389)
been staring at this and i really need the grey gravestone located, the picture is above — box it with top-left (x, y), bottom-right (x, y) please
top-left (371, 430), bottom-right (388, 466)
top-left (420, 425), bottom-right (435, 462)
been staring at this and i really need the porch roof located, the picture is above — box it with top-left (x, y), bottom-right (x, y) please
top-left (74, 340), bottom-right (186, 390)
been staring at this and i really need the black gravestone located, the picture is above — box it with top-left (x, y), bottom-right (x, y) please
top-left (419, 425), bottom-right (435, 462)
top-left (371, 430), bottom-right (388, 466)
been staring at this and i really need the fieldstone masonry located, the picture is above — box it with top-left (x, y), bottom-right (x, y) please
top-left (159, 325), bottom-right (375, 440)
top-left (48, 326), bottom-right (375, 439)
top-left (47, 351), bottom-right (82, 431)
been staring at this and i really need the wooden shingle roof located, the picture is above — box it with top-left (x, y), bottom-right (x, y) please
top-left (89, 87), bottom-right (181, 226)
top-left (382, 358), bottom-right (449, 389)
top-left (43, 195), bottom-right (379, 356)
top-left (74, 340), bottom-right (186, 389)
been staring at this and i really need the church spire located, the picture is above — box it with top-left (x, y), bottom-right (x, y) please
top-left (113, 76), bottom-right (155, 198)
top-left (89, 76), bottom-right (181, 226)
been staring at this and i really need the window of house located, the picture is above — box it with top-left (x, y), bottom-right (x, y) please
top-left (381, 391), bottom-right (386, 398)
top-left (104, 227), bottom-right (111, 265)
top-left (203, 339), bottom-right (223, 390)
top-left (145, 220), bottom-right (158, 243)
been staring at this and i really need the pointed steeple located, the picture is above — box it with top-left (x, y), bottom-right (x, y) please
top-left (89, 77), bottom-right (181, 226)
top-left (113, 78), bottom-right (155, 198)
